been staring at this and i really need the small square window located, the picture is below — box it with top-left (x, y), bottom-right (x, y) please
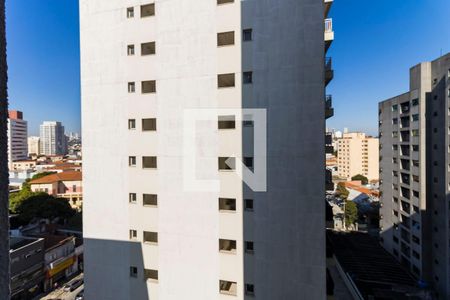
top-left (244, 157), bottom-right (253, 169)
top-left (127, 45), bottom-right (135, 56)
top-left (128, 119), bottom-right (136, 129)
top-left (128, 82), bottom-right (136, 93)
top-left (141, 42), bottom-right (156, 55)
top-left (217, 32), bottom-right (235, 47)
top-left (243, 29), bottom-right (252, 41)
top-left (142, 80), bottom-right (156, 93)
top-left (218, 115), bottom-right (235, 129)
top-left (245, 241), bottom-right (254, 253)
top-left (143, 231), bottom-right (158, 244)
top-left (141, 3), bottom-right (155, 17)
top-left (129, 193), bottom-right (137, 203)
top-left (219, 198), bottom-right (236, 212)
top-left (129, 229), bottom-right (137, 240)
top-left (219, 280), bottom-right (237, 296)
top-left (130, 266), bottom-right (138, 278)
top-left (143, 194), bottom-right (158, 206)
top-left (127, 7), bottom-right (134, 18)
top-left (142, 118), bottom-right (157, 131)
top-left (243, 71), bottom-right (253, 84)
top-left (144, 269), bottom-right (158, 281)
top-left (217, 0), bottom-right (234, 4)
top-left (411, 98), bottom-right (419, 106)
top-left (129, 156), bottom-right (136, 167)
top-left (142, 156), bottom-right (157, 169)
top-left (219, 239), bottom-right (236, 253)
top-left (244, 199), bottom-right (253, 211)
top-left (218, 73), bottom-right (235, 88)
top-left (218, 157), bottom-right (235, 170)
top-left (245, 284), bottom-right (255, 296)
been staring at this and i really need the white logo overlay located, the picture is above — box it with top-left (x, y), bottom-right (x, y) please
top-left (183, 109), bottom-right (267, 192)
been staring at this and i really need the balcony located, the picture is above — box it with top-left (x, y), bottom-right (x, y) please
top-left (324, 0), bottom-right (333, 18)
top-left (325, 95), bottom-right (334, 119)
top-left (325, 57), bottom-right (334, 86)
top-left (326, 168), bottom-right (334, 191)
top-left (324, 18), bottom-right (334, 51)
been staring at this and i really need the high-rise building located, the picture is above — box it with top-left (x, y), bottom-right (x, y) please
top-left (337, 132), bottom-right (379, 181)
top-left (7, 110), bottom-right (28, 167)
top-left (27, 136), bottom-right (40, 156)
top-left (80, 1), bottom-right (333, 299)
top-left (39, 121), bottom-right (66, 156)
top-left (379, 53), bottom-right (450, 297)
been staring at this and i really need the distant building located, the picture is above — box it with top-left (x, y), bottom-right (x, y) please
top-left (10, 236), bottom-right (45, 299)
top-left (29, 171), bottom-right (83, 210)
top-left (40, 121), bottom-right (66, 156)
top-left (28, 136), bottom-right (40, 156)
top-left (379, 53), bottom-right (450, 297)
top-left (7, 110), bottom-right (28, 167)
top-left (337, 132), bottom-right (379, 181)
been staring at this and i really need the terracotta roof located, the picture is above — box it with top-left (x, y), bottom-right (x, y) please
top-left (29, 171), bottom-right (82, 184)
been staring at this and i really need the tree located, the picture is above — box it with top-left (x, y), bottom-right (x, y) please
top-left (0, 0), bottom-right (9, 297)
top-left (336, 182), bottom-right (349, 200)
top-left (345, 200), bottom-right (358, 228)
top-left (15, 193), bottom-right (76, 224)
top-left (351, 174), bottom-right (368, 185)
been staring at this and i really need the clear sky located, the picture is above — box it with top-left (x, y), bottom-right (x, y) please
top-left (5, 0), bottom-right (450, 136)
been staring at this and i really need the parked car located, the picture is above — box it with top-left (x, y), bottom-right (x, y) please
top-left (63, 278), bottom-right (83, 292)
top-left (75, 289), bottom-right (84, 300)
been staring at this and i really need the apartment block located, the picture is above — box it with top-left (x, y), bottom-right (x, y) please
top-left (379, 53), bottom-right (450, 298)
top-left (40, 121), bottom-right (67, 156)
top-left (81, 1), bottom-right (330, 299)
top-left (28, 136), bottom-right (40, 156)
top-left (7, 110), bottom-right (28, 168)
top-left (337, 132), bottom-right (379, 181)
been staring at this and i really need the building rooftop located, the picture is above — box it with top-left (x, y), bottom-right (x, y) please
top-left (10, 236), bottom-right (42, 251)
top-left (29, 171), bottom-right (82, 184)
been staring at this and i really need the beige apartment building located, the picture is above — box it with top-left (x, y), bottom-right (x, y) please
top-left (337, 132), bottom-right (379, 181)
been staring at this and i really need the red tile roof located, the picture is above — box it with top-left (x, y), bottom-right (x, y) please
top-left (29, 171), bottom-right (82, 185)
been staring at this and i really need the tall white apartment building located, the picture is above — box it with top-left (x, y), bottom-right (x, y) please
top-left (27, 136), bottom-right (40, 156)
top-left (7, 110), bottom-right (28, 167)
top-left (81, 1), bottom-right (332, 299)
top-left (39, 121), bottom-right (66, 156)
top-left (379, 53), bottom-right (450, 298)
top-left (337, 132), bottom-right (379, 181)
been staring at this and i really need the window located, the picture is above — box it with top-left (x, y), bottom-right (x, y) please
top-left (219, 198), bottom-right (236, 212)
top-left (142, 156), bottom-right (157, 169)
top-left (143, 194), bottom-right (157, 206)
top-left (142, 80), bottom-right (156, 93)
top-left (217, 31), bottom-right (235, 46)
top-left (392, 104), bottom-right (398, 111)
top-left (128, 82), bottom-right (136, 93)
top-left (141, 3), bottom-right (155, 17)
top-left (244, 199), bottom-right (254, 211)
top-left (218, 157), bottom-right (235, 170)
top-left (244, 157), bottom-right (253, 169)
top-left (127, 7), bottom-right (134, 18)
top-left (217, 0), bottom-right (234, 4)
top-left (218, 73), bottom-right (235, 88)
top-left (392, 118), bottom-right (398, 125)
top-left (219, 239), bottom-right (236, 253)
top-left (130, 266), bottom-right (138, 278)
top-left (411, 98), bottom-right (419, 106)
top-left (245, 284), bottom-right (255, 296)
top-left (245, 241), bottom-right (254, 253)
top-left (218, 115), bottom-right (236, 129)
top-left (219, 280), bottom-right (237, 296)
top-left (412, 130), bottom-right (419, 136)
top-left (141, 42), bottom-right (156, 55)
top-left (144, 269), bottom-right (158, 281)
top-left (73, 185), bottom-right (77, 192)
top-left (412, 114), bottom-right (419, 121)
top-left (412, 145), bottom-right (419, 151)
top-left (129, 229), bottom-right (137, 240)
top-left (127, 45), bottom-right (135, 56)
top-left (129, 193), bottom-right (137, 203)
top-left (129, 156), bottom-right (137, 167)
top-left (142, 118), bottom-right (157, 131)
top-left (243, 28), bottom-right (253, 41)
top-left (143, 231), bottom-right (158, 244)
top-left (128, 119), bottom-right (136, 129)
top-left (243, 71), bottom-right (253, 84)
top-left (243, 120), bottom-right (254, 127)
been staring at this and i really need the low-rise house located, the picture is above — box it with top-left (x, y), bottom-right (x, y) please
top-left (29, 171), bottom-right (83, 209)
top-left (10, 160), bottom-right (37, 171)
top-left (10, 236), bottom-right (45, 299)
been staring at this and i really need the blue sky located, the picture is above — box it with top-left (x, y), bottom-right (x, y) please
top-left (5, 1), bottom-right (450, 136)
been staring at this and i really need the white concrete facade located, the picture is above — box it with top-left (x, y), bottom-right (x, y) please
top-left (81, 1), bottom-right (326, 299)
top-left (40, 121), bottom-right (66, 156)
top-left (7, 113), bottom-right (28, 167)
top-left (27, 136), bottom-right (40, 156)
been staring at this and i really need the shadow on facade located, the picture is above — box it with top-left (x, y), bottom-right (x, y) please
top-left (84, 238), bottom-right (149, 300)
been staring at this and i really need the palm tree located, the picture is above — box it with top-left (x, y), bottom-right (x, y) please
top-left (0, 0), bottom-right (9, 298)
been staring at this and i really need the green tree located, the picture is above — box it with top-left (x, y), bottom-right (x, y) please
top-left (336, 182), bottom-right (349, 200)
top-left (351, 174), bottom-right (368, 185)
top-left (345, 200), bottom-right (358, 227)
top-left (15, 193), bottom-right (75, 224)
